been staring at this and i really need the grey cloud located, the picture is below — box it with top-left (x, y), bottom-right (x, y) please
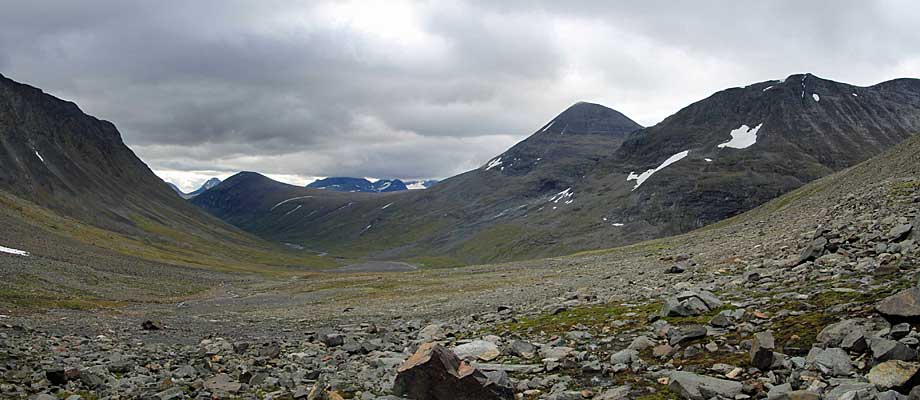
top-left (1, 0), bottom-right (918, 186)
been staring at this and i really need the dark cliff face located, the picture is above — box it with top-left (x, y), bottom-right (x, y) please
top-left (0, 74), bottom-right (246, 238)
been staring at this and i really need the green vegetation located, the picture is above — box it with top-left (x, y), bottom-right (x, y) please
top-left (0, 288), bottom-right (124, 311)
top-left (493, 302), bottom-right (659, 336)
top-left (0, 192), bottom-right (340, 276)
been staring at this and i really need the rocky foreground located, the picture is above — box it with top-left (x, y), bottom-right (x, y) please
top-left (1, 179), bottom-right (919, 399)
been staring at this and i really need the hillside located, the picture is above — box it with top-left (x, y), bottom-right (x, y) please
top-left (194, 74), bottom-right (920, 264)
top-left (0, 74), bottom-right (338, 309)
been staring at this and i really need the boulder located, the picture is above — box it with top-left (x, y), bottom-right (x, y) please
top-left (668, 325), bottom-right (707, 346)
top-left (204, 373), bottom-right (242, 396)
top-left (453, 341), bottom-right (501, 362)
top-left (797, 237), bottom-right (828, 265)
top-left (751, 331), bottom-right (776, 370)
top-left (872, 338), bottom-right (919, 362)
top-left (811, 347), bottom-right (852, 377)
top-left (890, 224), bottom-right (913, 242)
top-left (877, 288), bottom-right (920, 322)
top-left (393, 343), bottom-right (514, 400)
top-left (661, 297), bottom-right (695, 317)
top-left (141, 320), bottom-right (161, 330)
top-left (668, 371), bottom-right (743, 400)
top-left (610, 349), bottom-right (640, 366)
top-left (818, 319), bottom-right (864, 347)
top-left (508, 340), bottom-right (535, 359)
top-left (867, 360), bottom-right (920, 391)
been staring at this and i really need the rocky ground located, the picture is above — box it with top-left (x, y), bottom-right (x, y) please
top-left (1, 171), bottom-right (919, 399)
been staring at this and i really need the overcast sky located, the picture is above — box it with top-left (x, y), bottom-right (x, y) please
top-left (2, 1), bottom-right (918, 191)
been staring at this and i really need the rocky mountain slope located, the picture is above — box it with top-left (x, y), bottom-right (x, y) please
top-left (6, 107), bottom-right (920, 400)
top-left (194, 75), bottom-right (920, 264)
top-left (307, 177), bottom-right (409, 193)
top-left (0, 74), bottom-right (338, 310)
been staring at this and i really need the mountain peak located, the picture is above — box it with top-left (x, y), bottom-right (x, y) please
top-left (539, 102), bottom-right (642, 136)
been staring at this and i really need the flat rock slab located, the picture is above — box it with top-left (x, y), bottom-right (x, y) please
top-left (877, 287), bottom-right (920, 321)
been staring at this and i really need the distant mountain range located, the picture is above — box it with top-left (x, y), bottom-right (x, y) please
top-left (193, 74), bottom-right (920, 264)
top-left (307, 177), bottom-right (408, 193)
top-left (168, 178), bottom-right (221, 199)
top-left (306, 177), bottom-right (439, 192)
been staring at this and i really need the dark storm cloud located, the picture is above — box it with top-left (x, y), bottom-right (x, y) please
top-left (1, 0), bottom-right (918, 190)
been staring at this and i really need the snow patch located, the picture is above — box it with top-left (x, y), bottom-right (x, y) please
top-left (34, 151), bottom-right (45, 163)
top-left (0, 245), bottom-right (29, 257)
top-left (611, 223), bottom-right (625, 227)
top-left (283, 205), bottom-right (302, 217)
top-left (542, 120), bottom-right (556, 132)
top-left (812, 93), bottom-right (820, 102)
top-left (626, 150), bottom-right (690, 190)
top-left (484, 157), bottom-right (503, 171)
top-left (382, 202), bottom-right (393, 209)
top-left (852, 93), bottom-right (858, 97)
top-left (718, 123), bottom-right (763, 150)
top-left (762, 86), bottom-right (773, 92)
top-left (271, 196), bottom-right (313, 211)
top-left (705, 158), bottom-right (713, 162)
top-left (549, 188), bottom-right (574, 204)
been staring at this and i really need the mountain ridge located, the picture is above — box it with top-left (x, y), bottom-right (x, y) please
top-left (194, 74), bottom-right (920, 264)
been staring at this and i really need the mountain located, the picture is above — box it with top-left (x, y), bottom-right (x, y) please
top-left (193, 101), bottom-right (644, 263)
top-left (0, 73), bottom-right (336, 307)
top-left (194, 74), bottom-right (920, 265)
top-left (168, 177), bottom-right (222, 199)
top-left (307, 177), bottom-right (409, 193)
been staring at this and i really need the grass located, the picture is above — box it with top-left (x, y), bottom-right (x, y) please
top-left (492, 302), bottom-right (659, 336)
top-left (0, 191), bottom-right (341, 276)
top-left (0, 288), bottom-right (125, 311)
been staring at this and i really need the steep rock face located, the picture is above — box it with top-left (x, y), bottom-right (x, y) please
top-left (0, 73), bottom-right (254, 241)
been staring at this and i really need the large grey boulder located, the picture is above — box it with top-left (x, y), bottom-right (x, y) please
top-left (668, 371), bottom-right (743, 400)
top-left (877, 288), bottom-right (920, 322)
top-left (453, 341), bottom-right (500, 362)
top-left (818, 319), bottom-right (865, 347)
top-left (871, 338), bottom-right (919, 362)
top-left (661, 290), bottom-right (723, 317)
top-left (867, 360), bottom-right (920, 391)
top-left (668, 325), bottom-right (707, 346)
top-left (890, 224), bottom-right (913, 242)
top-left (393, 343), bottom-right (513, 400)
top-left (809, 347), bottom-right (852, 377)
top-left (797, 237), bottom-right (828, 265)
top-left (751, 331), bottom-right (776, 370)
